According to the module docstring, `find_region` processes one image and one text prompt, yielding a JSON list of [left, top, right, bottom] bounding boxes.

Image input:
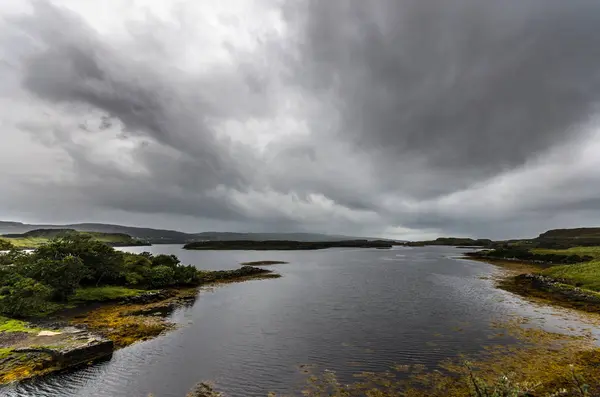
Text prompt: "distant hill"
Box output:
[[530, 228, 600, 249], [0, 228, 148, 249], [0, 221, 381, 244]]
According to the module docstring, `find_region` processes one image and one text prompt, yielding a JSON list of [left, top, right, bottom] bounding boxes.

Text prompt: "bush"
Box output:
[[148, 265, 176, 288], [0, 274, 52, 317], [18, 255, 88, 301]]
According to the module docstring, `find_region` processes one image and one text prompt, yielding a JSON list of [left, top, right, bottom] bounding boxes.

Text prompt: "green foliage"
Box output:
[[0, 234, 272, 318], [33, 234, 124, 287], [150, 254, 180, 268], [0, 274, 52, 317], [148, 265, 176, 288], [18, 255, 88, 301]]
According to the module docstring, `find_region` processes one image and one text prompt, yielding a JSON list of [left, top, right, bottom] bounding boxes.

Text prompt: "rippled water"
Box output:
[[2, 245, 595, 397]]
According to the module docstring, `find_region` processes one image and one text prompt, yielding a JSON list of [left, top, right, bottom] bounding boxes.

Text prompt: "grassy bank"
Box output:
[[468, 242, 600, 315]]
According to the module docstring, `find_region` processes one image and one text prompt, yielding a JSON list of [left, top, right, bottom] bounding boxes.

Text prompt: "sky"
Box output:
[[2, 0, 600, 240]]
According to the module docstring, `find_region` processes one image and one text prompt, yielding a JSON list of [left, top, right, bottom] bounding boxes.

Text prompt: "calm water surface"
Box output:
[[1, 245, 595, 397]]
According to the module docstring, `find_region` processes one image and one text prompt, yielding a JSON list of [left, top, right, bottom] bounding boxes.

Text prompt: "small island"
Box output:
[[240, 260, 289, 266], [184, 239, 393, 250]]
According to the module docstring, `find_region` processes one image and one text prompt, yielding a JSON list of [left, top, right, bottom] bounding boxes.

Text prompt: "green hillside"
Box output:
[[0, 229, 148, 249]]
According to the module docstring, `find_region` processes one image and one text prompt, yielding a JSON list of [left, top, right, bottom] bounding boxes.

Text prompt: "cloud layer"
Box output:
[[2, 0, 600, 239]]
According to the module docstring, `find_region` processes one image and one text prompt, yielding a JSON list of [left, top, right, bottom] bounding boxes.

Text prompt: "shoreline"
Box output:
[[0, 267, 278, 385], [465, 254, 600, 315]]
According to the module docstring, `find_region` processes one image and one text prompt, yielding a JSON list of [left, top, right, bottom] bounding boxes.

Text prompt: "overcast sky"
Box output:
[[2, 0, 600, 240]]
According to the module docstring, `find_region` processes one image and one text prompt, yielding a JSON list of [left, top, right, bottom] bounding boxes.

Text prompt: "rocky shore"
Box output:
[[500, 273, 600, 313], [0, 326, 113, 384]]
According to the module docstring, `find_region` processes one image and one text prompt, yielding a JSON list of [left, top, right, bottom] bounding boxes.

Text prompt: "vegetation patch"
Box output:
[[0, 229, 148, 249], [0, 351, 57, 385], [466, 247, 592, 266], [71, 286, 151, 303], [541, 261, 600, 292], [0, 316, 40, 333], [533, 246, 600, 260], [69, 288, 197, 348]]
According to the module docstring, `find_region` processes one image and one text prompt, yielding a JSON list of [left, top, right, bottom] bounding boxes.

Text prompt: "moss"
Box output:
[[0, 316, 40, 333], [69, 288, 197, 348], [0, 351, 57, 385], [0, 347, 13, 359]]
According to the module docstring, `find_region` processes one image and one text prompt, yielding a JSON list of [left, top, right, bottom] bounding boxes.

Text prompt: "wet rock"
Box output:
[[514, 274, 600, 305], [186, 382, 222, 397]]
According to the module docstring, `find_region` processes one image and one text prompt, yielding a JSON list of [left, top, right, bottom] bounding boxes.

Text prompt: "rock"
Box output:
[[186, 382, 222, 397]]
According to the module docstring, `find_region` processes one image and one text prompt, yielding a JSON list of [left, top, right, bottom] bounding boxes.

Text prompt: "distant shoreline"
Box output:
[[183, 239, 394, 250]]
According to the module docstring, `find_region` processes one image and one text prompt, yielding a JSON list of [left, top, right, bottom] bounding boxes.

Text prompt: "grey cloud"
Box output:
[[4, 0, 600, 239], [283, 0, 600, 189]]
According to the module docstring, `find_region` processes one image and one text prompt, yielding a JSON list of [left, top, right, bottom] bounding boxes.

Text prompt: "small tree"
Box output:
[[19, 255, 88, 301], [148, 265, 176, 288], [0, 273, 52, 317]]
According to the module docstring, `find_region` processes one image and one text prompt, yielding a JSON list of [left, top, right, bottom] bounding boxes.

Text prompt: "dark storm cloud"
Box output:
[[283, 0, 600, 184], [16, 1, 277, 193], [5, 0, 600, 239], [12, 1, 268, 215]]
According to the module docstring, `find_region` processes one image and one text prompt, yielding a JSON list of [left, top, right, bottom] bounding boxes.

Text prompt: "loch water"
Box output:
[[2, 245, 595, 397]]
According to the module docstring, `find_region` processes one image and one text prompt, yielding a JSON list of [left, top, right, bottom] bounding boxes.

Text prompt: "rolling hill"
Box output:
[[0, 221, 382, 244]]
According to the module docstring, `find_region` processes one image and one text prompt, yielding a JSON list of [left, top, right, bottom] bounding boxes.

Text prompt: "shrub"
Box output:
[[0, 274, 52, 317], [148, 265, 176, 288]]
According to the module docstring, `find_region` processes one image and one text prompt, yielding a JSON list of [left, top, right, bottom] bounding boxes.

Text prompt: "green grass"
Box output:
[[529, 246, 600, 292], [71, 286, 150, 303], [0, 316, 40, 333], [542, 260, 600, 291], [0, 232, 141, 249], [0, 237, 48, 249], [532, 246, 600, 259]]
